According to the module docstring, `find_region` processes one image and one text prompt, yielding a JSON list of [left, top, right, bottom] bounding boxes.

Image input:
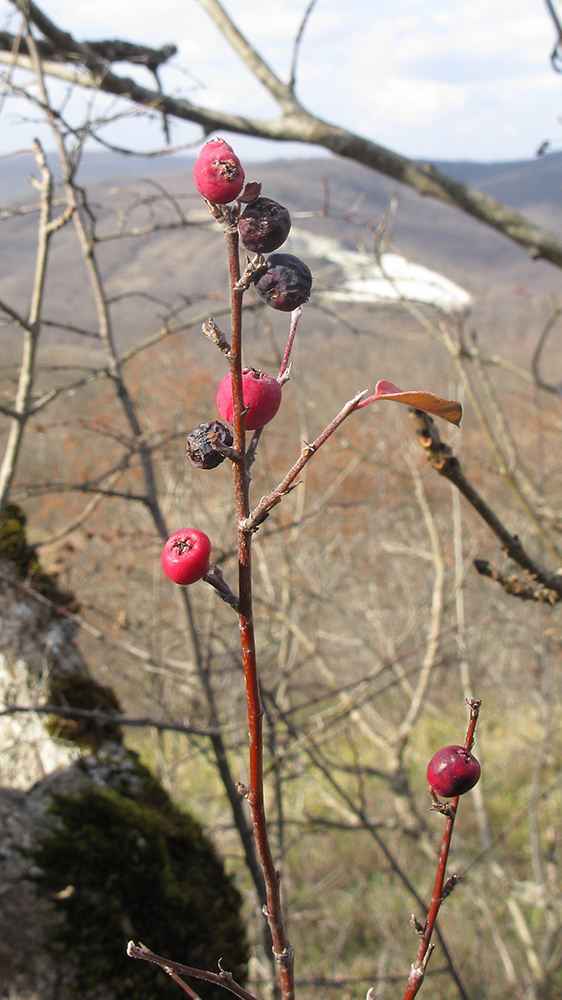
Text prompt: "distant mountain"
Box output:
[[1, 149, 561, 365], [2, 147, 561, 210]]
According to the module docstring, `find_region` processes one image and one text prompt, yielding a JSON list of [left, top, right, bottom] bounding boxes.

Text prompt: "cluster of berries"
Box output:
[[162, 138, 312, 587], [194, 138, 312, 312], [162, 139, 485, 804]]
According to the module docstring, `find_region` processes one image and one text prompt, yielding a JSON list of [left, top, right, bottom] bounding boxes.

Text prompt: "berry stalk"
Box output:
[[402, 698, 482, 1000], [220, 211, 295, 1000]]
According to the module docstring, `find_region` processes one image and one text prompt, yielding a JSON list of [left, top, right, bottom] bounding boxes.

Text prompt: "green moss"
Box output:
[[0, 502, 29, 568], [46, 675, 124, 749], [29, 779, 250, 1000], [0, 502, 79, 611], [121, 751, 181, 815]]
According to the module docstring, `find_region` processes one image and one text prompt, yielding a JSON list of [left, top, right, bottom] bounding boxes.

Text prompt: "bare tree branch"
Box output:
[[0, 28, 176, 68], [410, 409, 562, 598], [127, 943, 261, 1000], [0, 139, 53, 511], [531, 303, 562, 396], [4, 0, 562, 267], [289, 0, 319, 92], [0, 702, 229, 737], [543, 0, 562, 71]]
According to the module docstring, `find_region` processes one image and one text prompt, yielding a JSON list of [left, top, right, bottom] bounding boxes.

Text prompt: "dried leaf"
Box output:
[[357, 379, 462, 426], [238, 181, 262, 204]]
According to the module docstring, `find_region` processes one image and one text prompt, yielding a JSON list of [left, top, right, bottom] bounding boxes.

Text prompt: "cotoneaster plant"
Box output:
[[161, 529, 211, 586], [144, 135, 469, 1000]]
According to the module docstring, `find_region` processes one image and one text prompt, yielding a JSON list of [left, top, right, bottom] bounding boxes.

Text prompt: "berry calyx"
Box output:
[[186, 420, 233, 469], [238, 197, 291, 254], [216, 368, 282, 430], [193, 139, 245, 204], [161, 529, 211, 586], [426, 745, 481, 798]]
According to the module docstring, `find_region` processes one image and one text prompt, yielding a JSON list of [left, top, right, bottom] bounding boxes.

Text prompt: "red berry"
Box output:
[[161, 529, 211, 586], [193, 138, 245, 204], [216, 368, 282, 430], [426, 745, 481, 798]]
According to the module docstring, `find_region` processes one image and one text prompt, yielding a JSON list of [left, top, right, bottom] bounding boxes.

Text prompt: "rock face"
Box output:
[[0, 531, 249, 1000], [0, 555, 84, 998]]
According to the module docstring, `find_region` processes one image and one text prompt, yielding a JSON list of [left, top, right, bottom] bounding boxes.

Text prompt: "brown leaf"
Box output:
[[357, 379, 462, 426], [238, 181, 262, 203]]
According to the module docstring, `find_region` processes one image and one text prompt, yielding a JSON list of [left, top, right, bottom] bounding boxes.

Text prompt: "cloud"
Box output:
[[360, 77, 468, 128], [1, 0, 561, 161]]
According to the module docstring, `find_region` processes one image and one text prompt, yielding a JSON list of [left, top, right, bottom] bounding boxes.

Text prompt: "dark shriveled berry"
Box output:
[[186, 420, 233, 469], [238, 197, 291, 254], [254, 253, 313, 312]]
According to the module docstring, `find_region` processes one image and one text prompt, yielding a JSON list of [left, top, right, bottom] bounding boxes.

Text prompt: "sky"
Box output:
[[1, 0, 562, 163]]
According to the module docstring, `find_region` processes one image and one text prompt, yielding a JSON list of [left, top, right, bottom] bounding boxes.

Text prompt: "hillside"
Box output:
[[2, 144, 562, 1000], [1, 150, 561, 368]]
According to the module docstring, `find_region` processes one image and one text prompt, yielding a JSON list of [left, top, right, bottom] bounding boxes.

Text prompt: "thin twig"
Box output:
[[531, 303, 562, 396], [127, 942, 261, 1000], [289, 0, 318, 92], [239, 390, 368, 532], [0, 139, 52, 511], [402, 699, 482, 1000], [410, 409, 562, 599], [0, 703, 226, 737]]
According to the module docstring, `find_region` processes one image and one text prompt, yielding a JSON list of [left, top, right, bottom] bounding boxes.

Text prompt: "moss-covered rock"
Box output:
[[0, 502, 30, 568], [28, 772, 249, 1000], [0, 502, 79, 610], [45, 675, 123, 749], [1, 510, 249, 1000]]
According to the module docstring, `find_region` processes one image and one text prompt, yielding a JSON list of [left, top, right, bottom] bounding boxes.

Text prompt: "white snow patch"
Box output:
[[287, 229, 472, 316]]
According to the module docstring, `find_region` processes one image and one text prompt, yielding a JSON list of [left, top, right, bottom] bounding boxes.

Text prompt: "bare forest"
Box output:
[[1, 3, 562, 1000]]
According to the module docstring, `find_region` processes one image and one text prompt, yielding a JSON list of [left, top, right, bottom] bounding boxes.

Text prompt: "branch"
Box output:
[[410, 409, 562, 598], [403, 699, 482, 1000], [0, 29, 176, 68], [473, 560, 561, 604], [531, 304, 562, 396], [0, 138, 52, 511], [127, 943, 260, 1000], [216, 203, 294, 1000], [543, 0, 562, 71], [0, 703, 224, 737], [197, 0, 296, 110], [289, 0, 318, 92], [5, 0, 562, 268], [239, 389, 368, 531]]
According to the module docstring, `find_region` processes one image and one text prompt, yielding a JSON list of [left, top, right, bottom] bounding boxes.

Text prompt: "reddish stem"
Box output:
[[221, 211, 295, 1000], [278, 306, 302, 378], [402, 698, 481, 1000], [239, 389, 368, 532]]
